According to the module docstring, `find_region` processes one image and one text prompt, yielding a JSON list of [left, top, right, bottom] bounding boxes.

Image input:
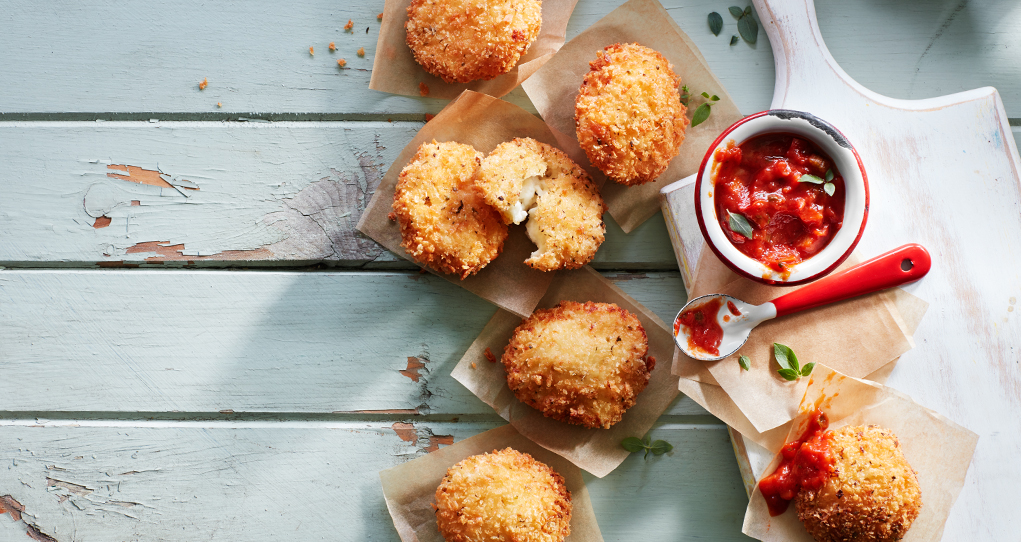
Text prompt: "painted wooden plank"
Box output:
[[0, 121, 676, 269], [0, 419, 749, 542], [0, 270, 701, 416]]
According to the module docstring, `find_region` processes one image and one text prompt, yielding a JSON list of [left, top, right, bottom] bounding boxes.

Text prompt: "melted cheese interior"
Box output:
[[509, 175, 545, 224]]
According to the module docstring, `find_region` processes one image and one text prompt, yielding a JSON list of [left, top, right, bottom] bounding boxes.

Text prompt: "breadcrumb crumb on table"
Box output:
[[199, 78, 208, 90], [329, 42, 336, 51], [424, 113, 435, 122], [337, 58, 347, 68], [216, 102, 222, 108], [344, 19, 354, 31], [357, 46, 366, 57], [377, 12, 383, 20], [419, 82, 429, 96], [309, 46, 314, 55]]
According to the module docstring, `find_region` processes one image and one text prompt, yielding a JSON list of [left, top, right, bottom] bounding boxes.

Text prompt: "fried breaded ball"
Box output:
[[796, 425, 922, 542], [476, 138, 606, 271], [502, 301, 652, 429], [406, 0, 543, 84], [392, 141, 508, 278], [435, 448, 572, 542], [575, 43, 689, 186]]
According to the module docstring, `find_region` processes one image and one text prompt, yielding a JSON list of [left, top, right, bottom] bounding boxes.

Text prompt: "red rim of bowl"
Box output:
[[694, 110, 870, 286]]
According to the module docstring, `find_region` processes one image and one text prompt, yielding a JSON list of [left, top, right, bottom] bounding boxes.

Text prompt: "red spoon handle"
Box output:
[[771, 244, 931, 318]]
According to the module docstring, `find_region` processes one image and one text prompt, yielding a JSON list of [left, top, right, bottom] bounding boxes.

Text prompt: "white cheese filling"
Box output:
[[509, 175, 545, 224]]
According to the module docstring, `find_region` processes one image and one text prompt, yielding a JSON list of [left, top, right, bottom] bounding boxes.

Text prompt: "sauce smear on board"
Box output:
[[757, 409, 834, 516], [713, 134, 845, 275]]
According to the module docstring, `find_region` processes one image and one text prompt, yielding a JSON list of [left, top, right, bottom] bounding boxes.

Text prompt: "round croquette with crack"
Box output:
[[434, 448, 572, 542], [392, 140, 508, 279], [502, 301, 652, 429]]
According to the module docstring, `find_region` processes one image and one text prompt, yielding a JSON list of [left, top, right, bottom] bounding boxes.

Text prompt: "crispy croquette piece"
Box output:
[[476, 138, 606, 271], [405, 0, 542, 84], [392, 141, 508, 279], [575, 43, 689, 186], [435, 448, 572, 542], [796, 425, 922, 542], [502, 301, 652, 429]]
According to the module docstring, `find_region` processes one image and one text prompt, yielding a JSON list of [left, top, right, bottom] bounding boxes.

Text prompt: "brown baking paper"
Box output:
[[742, 365, 978, 542], [451, 266, 679, 477], [380, 424, 604, 542], [521, 0, 743, 233], [370, 0, 579, 100], [358, 90, 571, 317], [686, 249, 922, 433], [673, 281, 929, 453]]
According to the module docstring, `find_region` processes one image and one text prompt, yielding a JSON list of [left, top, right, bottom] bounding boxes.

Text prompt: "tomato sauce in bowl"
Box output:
[[713, 134, 845, 276]]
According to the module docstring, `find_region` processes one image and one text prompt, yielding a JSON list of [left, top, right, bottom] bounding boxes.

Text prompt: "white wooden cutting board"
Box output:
[[662, 0, 1021, 537]]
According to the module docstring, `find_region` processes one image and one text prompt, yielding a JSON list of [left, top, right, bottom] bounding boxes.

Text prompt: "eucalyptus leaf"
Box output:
[[729, 6, 744, 18], [691, 103, 713, 127], [730, 35, 739, 46], [824, 182, 835, 196], [798, 173, 824, 184], [738, 355, 751, 371], [825, 169, 834, 182], [621, 437, 646, 453], [801, 362, 816, 376], [727, 210, 754, 239], [744, 5, 753, 16], [777, 368, 799, 381], [738, 14, 758, 44], [708, 12, 723, 36], [650, 440, 674, 455], [773, 343, 800, 372]]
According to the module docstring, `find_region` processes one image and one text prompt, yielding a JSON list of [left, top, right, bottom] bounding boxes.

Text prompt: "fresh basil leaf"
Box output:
[[727, 210, 754, 239], [729, 6, 744, 18], [650, 440, 674, 455], [798, 173, 824, 184], [801, 362, 816, 376], [773, 343, 800, 372], [824, 182, 835, 196], [691, 103, 713, 127], [738, 355, 751, 371], [700, 91, 709, 99], [777, 368, 799, 381], [621, 437, 646, 453], [710, 95, 720, 101], [708, 12, 723, 36], [738, 14, 758, 44], [730, 35, 739, 46], [744, 5, 753, 16], [825, 169, 834, 182]]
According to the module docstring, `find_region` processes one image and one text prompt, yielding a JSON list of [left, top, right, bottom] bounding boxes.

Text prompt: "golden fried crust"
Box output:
[[406, 0, 543, 84], [435, 448, 572, 542], [503, 301, 651, 429], [575, 43, 689, 186], [796, 425, 922, 542], [476, 138, 606, 271], [393, 141, 508, 279]]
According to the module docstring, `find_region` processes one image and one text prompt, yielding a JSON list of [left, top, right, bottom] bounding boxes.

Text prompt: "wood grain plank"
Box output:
[[0, 121, 676, 268], [0, 419, 749, 541], [0, 270, 701, 416]]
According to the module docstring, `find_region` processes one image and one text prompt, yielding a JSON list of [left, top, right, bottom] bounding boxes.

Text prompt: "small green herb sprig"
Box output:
[[774, 343, 814, 381], [738, 355, 751, 371], [680, 87, 721, 128], [621, 436, 674, 459], [730, 5, 758, 44], [798, 168, 837, 196]]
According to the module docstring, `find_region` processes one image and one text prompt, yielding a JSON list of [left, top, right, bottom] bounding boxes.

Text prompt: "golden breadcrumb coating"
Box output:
[[406, 0, 543, 84], [796, 425, 922, 542], [392, 141, 508, 278], [476, 138, 606, 271], [503, 301, 651, 429], [435, 448, 572, 542], [575, 43, 689, 186]]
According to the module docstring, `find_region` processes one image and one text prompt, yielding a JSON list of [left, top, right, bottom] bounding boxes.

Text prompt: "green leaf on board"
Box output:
[[773, 343, 800, 372], [729, 6, 744, 18], [777, 368, 799, 381], [727, 210, 754, 239], [801, 362, 816, 376], [621, 437, 646, 453], [738, 14, 758, 44], [824, 182, 836, 196], [650, 440, 674, 455], [730, 35, 739, 46], [738, 355, 751, 371], [744, 5, 753, 16], [709, 12, 723, 36], [710, 94, 720, 101], [798, 173, 825, 184], [691, 103, 713, 127]]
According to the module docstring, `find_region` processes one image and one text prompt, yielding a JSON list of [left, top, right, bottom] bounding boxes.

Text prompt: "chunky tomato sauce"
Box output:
[[757, 409, 834, 516], [675, 298, 724, 356], [713, 134, 845, 274]]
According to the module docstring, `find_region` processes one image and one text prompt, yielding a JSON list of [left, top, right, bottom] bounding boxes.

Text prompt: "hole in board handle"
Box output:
[[901, 258, 914, 272]]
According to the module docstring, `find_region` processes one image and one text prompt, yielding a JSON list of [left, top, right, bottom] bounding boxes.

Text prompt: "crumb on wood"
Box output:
[[418, 267, 427, 274], [484, 347, 497, 363], [419, 82, 429, 96], [337, 58, 347, 68], [344, 19, 354, 31], [216, 102, 222, 108], [388, 211, 396, 221], [366, 27, 369, 34], [378, 12, 383, 20], [425, 113, 435, 122], [309, 46, 314, 56], [199, 78, 208, 90], [471, 362, 477, 369], [357, 46, 366, 57], [329, 41, 336, 51]]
